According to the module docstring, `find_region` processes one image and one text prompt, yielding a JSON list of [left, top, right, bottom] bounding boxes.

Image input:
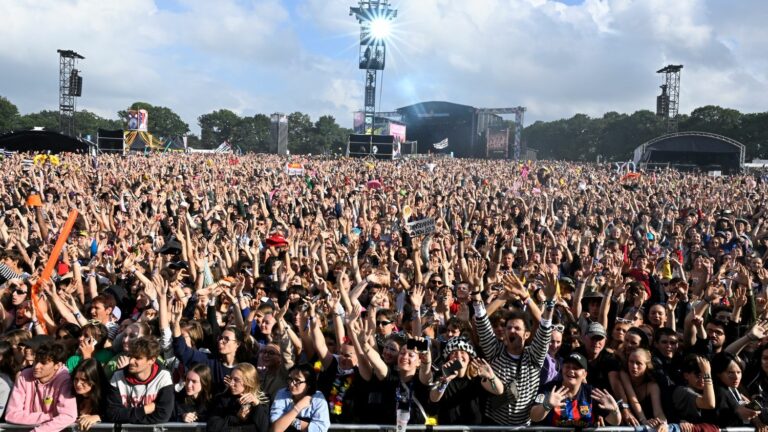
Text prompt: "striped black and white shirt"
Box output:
[[474, 303, 552, 426]]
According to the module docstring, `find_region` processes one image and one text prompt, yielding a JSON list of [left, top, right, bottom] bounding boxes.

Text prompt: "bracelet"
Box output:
[[702, 373, 712, 380], [544, 299, 556, 310], [292, 405, 301, 415], [74, 312, 82, 318]]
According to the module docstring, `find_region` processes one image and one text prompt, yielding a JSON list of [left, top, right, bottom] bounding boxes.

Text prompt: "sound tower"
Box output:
[[270, 113, 288, 155]]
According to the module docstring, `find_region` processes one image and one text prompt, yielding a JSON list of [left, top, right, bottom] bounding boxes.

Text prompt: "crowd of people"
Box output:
[[0, 152, 768, 432]]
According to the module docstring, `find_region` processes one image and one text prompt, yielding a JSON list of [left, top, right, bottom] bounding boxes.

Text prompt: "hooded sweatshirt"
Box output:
[[104, 362, 174, 424], [5, 366, 77, 432]]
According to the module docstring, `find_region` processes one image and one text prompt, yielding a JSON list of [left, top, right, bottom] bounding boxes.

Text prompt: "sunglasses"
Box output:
[[616, 317, 634, 324], [376, 320, 392, 326], [13, 289, 28, 296], [553, 324, 565, 332]]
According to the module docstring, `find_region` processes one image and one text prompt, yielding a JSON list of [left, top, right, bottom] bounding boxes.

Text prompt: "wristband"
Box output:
[[544, 299, 556, 310]]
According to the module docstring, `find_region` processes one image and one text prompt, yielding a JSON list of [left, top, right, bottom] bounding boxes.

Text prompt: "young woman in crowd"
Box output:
[[620, 348, 668, 429], [429, 336, 503, 424], [174, 363, 212, 423], [270, 364, 330, 432], [208, 363, 270, 431], [72, 358, 107, 431]]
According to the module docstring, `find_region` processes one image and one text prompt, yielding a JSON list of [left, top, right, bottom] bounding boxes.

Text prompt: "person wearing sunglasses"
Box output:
[[0, 278, 30, 331], [270, 364, 330, 432]]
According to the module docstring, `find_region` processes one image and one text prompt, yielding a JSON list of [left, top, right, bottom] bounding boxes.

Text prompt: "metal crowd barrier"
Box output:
[[0, 425, 761, 432]]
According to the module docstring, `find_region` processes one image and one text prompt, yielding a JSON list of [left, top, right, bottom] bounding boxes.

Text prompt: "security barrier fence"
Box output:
[[0, 425, 762, 432]]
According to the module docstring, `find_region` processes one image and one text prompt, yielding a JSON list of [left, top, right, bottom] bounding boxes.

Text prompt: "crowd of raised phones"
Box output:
[[1, 153, 768, 432]]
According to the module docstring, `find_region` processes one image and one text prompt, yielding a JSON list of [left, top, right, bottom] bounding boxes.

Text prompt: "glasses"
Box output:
[[12, 289, 28, 296], [376, 320, 392, 326], [219, 336, 235, 343], [616, 317, 634, 324], [553, 324, 565, 333], [430, 280, 444, 286], [288, 378, 306, 386]]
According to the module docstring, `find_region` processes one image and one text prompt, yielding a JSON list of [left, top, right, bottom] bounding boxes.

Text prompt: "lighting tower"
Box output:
[[350, 0, 397, 135], [57, 49, 85, 136], [656, 64, 682, 133]]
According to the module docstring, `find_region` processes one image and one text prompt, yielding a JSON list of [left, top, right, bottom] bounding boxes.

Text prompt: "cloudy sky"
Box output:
[[1, 0, 766, 134]]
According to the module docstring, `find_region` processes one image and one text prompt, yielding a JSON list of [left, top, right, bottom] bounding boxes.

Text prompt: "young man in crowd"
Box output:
[[104, 336, 174, 424], [5, 342, 77, 432]]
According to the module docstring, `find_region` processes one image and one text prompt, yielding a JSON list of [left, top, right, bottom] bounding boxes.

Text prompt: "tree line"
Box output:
[[0, 96, 351, 155], [2, 95, 766, 159], [521, 106, 768, 161]]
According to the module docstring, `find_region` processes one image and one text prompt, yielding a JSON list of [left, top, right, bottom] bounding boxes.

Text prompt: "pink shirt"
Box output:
[[5, 366, 78, 432]]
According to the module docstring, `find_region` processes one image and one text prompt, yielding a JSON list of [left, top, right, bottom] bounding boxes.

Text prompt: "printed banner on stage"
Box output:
[[127, 109, 149, 131], [486, 127, 509, 159], [389, 123, 406, 144], [407, 218, 435, 237]]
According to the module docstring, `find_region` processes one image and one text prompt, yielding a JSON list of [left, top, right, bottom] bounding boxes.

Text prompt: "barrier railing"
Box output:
[[0, 425, 761, 432]]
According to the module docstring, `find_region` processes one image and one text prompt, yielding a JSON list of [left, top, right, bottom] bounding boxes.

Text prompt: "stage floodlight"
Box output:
[[369, 17, 392, 40]]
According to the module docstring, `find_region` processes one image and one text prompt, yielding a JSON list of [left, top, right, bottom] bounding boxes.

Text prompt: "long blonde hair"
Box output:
[[233, 363, 268, 405]]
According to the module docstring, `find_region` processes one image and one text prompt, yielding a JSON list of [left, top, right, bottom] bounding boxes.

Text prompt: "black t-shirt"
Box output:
[[360, 370, 433, 425], [316, 356, 364, 424], [436, 376, 485, 425], [587, 350, 621, 391]]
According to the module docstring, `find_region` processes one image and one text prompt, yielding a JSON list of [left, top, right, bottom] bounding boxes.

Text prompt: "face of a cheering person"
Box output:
[[218, 329, 240, 356], [397, 346, 421, 374], [382, 341, 400, 365], [561, 361, 586, 390], [338, 343, 358, 370], [447, 349, 470, 376], [504, 318, 530, 354]]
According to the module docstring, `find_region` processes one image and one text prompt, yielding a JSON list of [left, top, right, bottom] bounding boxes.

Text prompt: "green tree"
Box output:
[[0, 96, 20, 133], [117, 102, 189, 138], [680, 105, 742, 133], [313, 115, 349, 155], [74, 110, 122, 139], [198, 109, 241, 149], [16, 110, 60, 131], [287, 111, 313, 154], [232, 114, 272, 153]]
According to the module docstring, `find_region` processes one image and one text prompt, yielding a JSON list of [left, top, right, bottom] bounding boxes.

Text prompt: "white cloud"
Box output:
[[0, 0, 765, 137]]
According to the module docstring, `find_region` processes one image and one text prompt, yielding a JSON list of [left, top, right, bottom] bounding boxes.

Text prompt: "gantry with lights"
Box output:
[[350, 0, 397, 135]]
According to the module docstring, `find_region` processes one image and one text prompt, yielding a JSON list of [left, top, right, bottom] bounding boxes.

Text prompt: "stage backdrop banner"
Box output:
[[389, 123, 406, 144], [127, 109, 149, 131]]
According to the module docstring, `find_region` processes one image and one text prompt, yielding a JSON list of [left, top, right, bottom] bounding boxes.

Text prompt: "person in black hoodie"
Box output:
[[104, 336, 174, 424], [174, 363, 212, 423], [207, 362, 270, 432]]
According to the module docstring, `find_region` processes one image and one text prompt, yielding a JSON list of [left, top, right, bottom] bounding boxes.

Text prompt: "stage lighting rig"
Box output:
[[350, 0, 397, 135]]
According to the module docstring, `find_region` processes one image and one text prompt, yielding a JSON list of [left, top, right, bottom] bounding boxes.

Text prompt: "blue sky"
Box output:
[[1, 0, 766, 136]]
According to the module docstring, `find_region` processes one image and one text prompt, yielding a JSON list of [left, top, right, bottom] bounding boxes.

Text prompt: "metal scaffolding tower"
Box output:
[[656, 64, 682, 133], [57, 49, 85, 136]]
